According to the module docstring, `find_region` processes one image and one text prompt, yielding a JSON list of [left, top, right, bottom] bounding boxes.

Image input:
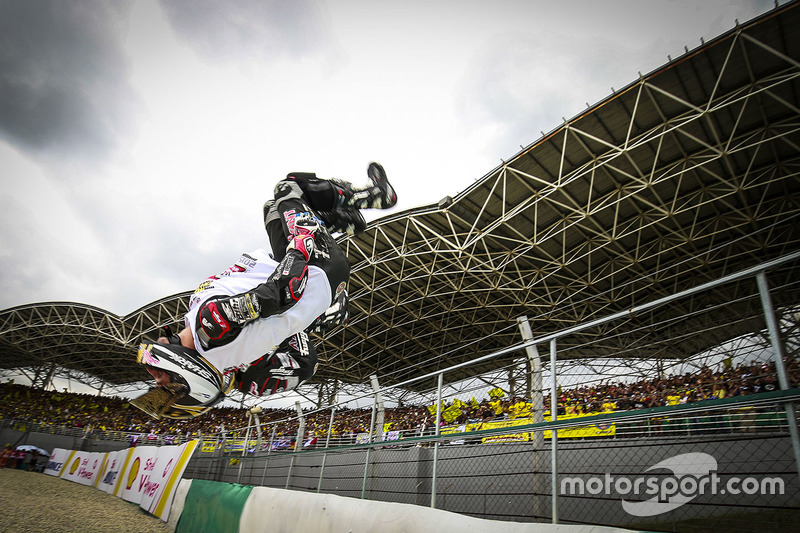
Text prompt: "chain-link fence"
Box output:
[[183, 254, 800, 532]]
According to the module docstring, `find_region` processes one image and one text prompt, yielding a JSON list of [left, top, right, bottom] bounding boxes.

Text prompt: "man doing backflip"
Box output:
[[131, 162, 396, 419]]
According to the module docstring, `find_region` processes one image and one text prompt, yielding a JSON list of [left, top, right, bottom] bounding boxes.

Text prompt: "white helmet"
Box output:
[[131, 342, 234, 420]]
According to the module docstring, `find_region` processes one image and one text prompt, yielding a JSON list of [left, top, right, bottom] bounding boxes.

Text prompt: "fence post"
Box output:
[[236, 411, 254, 484], [286, 402, 304, 490], [294, 401, 306, 451], [550, 338, 558, 524], [361, 380, 379, 499], [371, 375, 386, 442], [518, 316, 544, 520], [756, 271, 800, 476], [252, 407, 263, 451], [431, 372, 444, 508], [261, 425, 276, 487], [317, 406, 337, 493], [267, 424, 276, 456]]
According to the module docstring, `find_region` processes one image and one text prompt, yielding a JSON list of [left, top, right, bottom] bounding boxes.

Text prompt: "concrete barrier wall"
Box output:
[[239, 486, 638, 533], [169, 478, 639, 533]]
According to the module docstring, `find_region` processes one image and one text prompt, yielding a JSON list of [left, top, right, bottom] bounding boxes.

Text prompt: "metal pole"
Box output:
[[518, 316, 544, 520], [756, 271, 800, 476], [237, 413, 253, 484], [371, 375, 386, 442], [317, 406, 336, 493], [550, 338, 558, 524], [220, 426, 229, 482], [361, 387, 379, 499], [294, 401, 306, 452], [253, 411, 263, 452], [267, 425, 276, 455], [367, 391, 378, 444], [286, 402, 304, 490], [286, 454, 295, 489], [261, 425, 276, 487], [431, 372, 444, 508], [360, 448, 372, 499]]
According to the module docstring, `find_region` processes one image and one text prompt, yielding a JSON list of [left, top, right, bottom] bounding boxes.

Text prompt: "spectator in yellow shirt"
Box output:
[[508, 399, 531, 419], [489, 399, 504, 417], [666, 390, 682, 406], [713, 383, 726, 399], [601, 398, 616, 412]]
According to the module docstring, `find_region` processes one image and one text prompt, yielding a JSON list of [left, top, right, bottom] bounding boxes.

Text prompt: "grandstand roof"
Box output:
[[1, 3, 799, 397]]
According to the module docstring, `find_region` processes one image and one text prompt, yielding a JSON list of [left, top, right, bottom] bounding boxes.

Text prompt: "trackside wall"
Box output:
[[168, 478, 639, 533]]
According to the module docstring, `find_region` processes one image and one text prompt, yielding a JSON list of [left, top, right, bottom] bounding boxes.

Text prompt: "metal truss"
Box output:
[[0, 296, 190, 387], [0, 3, 799, 402], [319, 3, 800, 390]]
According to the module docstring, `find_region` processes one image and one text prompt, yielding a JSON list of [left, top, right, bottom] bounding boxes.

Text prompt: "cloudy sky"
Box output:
[[0, 0, 774, 316]]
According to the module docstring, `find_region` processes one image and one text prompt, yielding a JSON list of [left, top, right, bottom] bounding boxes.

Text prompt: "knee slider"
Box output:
[[273, 179, 305, 203]]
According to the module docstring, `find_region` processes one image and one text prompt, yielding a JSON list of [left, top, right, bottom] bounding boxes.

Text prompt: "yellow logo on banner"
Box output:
[[126, 457, 140, 490]]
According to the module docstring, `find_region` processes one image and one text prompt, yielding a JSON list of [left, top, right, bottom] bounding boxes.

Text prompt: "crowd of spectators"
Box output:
[[1, 357, 796, 444], [0, 383, 294, 443], [551, 358, 790, 414]]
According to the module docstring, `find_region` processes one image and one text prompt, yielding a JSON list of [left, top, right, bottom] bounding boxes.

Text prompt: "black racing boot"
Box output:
[[335, 162, 397, 210], [367, 162, 397, 208]]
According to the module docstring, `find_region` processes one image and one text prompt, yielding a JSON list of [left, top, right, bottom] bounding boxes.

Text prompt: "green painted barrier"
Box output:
[[176, 480, 253, 533]]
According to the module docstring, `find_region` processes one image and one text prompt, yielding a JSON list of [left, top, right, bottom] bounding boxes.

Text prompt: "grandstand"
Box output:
[[2, 2, 800, 531]]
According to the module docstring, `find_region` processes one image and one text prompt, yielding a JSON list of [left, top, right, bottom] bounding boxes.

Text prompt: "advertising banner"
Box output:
[[42, 441, 199, 523], [59, 450, 105, 486], [141, 440, 199, 521], [117, 446, 159, 505], [44, 448, 72, 477], [97, 449, 133, 494]]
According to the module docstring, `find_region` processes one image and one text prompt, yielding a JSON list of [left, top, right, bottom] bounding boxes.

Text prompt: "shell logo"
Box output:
[[69, 458, 81, 475], [126, 457, 141, 490]]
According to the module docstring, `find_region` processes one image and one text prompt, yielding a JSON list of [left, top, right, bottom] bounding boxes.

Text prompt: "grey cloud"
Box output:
[[0, 1, 138, 160], [160, 0, 333, 63], [457, 1, 773, 158]]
